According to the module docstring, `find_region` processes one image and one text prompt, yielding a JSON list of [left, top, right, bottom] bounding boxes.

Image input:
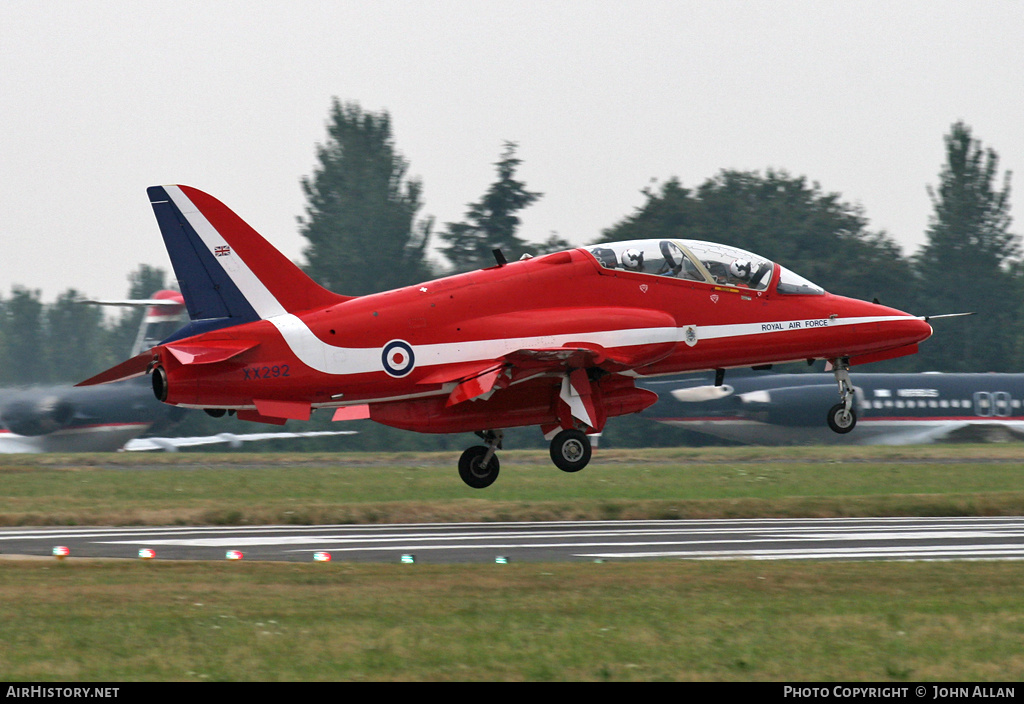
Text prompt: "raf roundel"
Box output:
[[382, 340, 416, 377]]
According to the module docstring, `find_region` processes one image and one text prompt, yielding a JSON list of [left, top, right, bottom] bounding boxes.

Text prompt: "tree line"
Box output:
[[0, 99, 1016, 449]]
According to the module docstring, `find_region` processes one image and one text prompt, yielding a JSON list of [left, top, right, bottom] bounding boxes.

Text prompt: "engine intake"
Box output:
[[0, 396, 76, 436]]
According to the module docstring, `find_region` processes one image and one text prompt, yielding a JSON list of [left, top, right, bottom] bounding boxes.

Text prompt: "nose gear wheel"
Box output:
[[828, 357, 857, 433], [827, 403, 857, 433]]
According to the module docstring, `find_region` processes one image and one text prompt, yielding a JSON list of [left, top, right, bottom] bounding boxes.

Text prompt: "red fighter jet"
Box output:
[[80, 185, 933, 488]]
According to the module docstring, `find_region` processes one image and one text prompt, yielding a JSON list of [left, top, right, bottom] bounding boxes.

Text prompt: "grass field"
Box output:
[[1, 445, 1023, 525], [2, 559, 1023, 681], [2, 445, 1023, 681]]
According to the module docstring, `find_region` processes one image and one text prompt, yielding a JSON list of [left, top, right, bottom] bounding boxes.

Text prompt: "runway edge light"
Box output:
[[52, 546, 69, 560], [313, 551, 331, 562], [138, 548, 155, 560], [226, 550, 243, 560]]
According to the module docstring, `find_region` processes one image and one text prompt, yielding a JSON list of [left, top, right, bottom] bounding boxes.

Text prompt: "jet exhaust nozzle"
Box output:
[[152, 366, 169, 402]]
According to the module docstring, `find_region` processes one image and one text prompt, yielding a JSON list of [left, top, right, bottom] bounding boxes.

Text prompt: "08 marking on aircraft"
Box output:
[[4, 518, 1024, 563]]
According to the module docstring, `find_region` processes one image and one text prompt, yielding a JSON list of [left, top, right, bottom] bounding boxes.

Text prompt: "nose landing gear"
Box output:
[[827, 357, 857, 434]]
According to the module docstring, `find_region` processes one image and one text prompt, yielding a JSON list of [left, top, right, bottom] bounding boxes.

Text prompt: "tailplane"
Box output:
[[147, 185, 348, 341], [84, 289, 187, 357]]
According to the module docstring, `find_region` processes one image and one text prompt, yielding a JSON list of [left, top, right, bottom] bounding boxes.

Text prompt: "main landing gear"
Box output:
[[549, 428, 592, 472], [459, 431, 503, 489], [827, 357, 857, 434], [458, 427, 594, 488]]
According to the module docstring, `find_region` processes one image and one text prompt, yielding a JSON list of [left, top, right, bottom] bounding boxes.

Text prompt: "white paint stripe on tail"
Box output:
[[164, 186, 288, 320]]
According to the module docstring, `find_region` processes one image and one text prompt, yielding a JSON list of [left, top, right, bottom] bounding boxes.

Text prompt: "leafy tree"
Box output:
[[917, 122, 1017, 276], [596, 177, 700, 243], [440, 142, 543, 272], [104, 264, 170, 363], [528, 232, 574, 257], [912, 121, 1018, 371], [298, 99, 433, 295], [0, 287, 47, 384], [45, 289, 107, 381], [597, 170, 916, 309]]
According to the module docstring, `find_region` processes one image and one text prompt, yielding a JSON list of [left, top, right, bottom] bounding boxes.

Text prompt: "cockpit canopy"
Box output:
[[585, 239, 824, 295]]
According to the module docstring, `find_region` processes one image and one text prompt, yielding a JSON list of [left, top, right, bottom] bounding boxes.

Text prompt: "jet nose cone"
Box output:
[[874, 309, 933, 348], [912, 317, 934, 343], [830, 299, 935, 364], [817, 296, 936, 365]]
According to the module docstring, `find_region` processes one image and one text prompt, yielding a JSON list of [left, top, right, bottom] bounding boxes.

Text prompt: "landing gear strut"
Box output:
[[828, 357, 857, 434], [458, 430, 503, 489]]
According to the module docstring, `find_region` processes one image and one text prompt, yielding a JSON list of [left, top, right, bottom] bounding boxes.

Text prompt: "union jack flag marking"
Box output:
[[214, 245, 231, 257]]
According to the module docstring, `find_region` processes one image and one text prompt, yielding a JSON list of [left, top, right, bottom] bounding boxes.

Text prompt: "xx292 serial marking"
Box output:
[[243, 365, 290, 380]]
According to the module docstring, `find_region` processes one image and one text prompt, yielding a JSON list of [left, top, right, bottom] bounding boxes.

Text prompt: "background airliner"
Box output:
[[0, 291, 354, 452], [640, 369, 1024, 445]]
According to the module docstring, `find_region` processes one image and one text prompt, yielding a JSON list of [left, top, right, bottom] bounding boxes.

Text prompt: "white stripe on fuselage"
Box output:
[[268, 314, 679, 375], [266, 313, 912, 377], [162, 190, 914, 378]]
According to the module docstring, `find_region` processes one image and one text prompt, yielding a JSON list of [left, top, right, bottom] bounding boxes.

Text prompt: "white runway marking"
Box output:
[[6, 518, 1024, 562]]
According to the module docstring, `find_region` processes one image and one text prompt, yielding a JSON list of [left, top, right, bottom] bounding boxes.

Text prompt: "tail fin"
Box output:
[[84, 289, 187, 357], [147, 185, 347, 340]]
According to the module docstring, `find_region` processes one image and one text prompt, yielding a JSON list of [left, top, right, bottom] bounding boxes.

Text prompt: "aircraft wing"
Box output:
[[873, 421, 1024, 445], [123, 430, 357, 452], [77, 339, 261, 387], [80, 298, 184, 307], [439, 343, 666, 432], [437, 346, 610, 405], [76, 350, 153, 386]]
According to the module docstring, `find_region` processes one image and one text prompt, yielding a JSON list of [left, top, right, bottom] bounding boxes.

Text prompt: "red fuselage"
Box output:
[[77, 185, 935, 486], [150, 248, 931, 434]]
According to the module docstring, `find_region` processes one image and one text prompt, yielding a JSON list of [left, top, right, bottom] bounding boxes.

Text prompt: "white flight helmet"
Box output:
[[729, 259, 752, 279], [621, 248, 644, 270]]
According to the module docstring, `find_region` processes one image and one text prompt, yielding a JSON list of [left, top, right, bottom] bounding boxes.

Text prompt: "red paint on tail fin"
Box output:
[[179, 186, 350, 313]]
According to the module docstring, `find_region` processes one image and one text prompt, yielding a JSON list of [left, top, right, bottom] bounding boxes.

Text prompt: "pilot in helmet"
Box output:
[[621, 248, 644, 270], [729, 259, 753, 281]]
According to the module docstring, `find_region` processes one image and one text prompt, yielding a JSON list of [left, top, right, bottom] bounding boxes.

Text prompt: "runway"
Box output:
[[4, 516, 1024, 564]]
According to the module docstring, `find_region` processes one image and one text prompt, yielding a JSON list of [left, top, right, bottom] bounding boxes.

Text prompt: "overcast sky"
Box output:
[[2, 1, 1021, 302]]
